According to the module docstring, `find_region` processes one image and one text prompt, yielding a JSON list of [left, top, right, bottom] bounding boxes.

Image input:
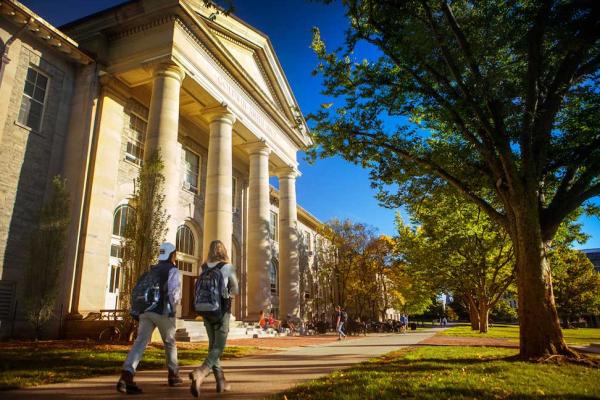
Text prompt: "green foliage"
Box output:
[[308, 0, 600, 353], [119, 151, 169, 315], [276, 346, 600, 400], [551, 248, 600, 325], [308, 1, 600, 238], [490, 299, 519, 323], [394, 188, 515, 332], [24, 176, 70, 339]]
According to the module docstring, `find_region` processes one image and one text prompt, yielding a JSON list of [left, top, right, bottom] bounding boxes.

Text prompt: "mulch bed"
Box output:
[[421, 335, 519, 348]]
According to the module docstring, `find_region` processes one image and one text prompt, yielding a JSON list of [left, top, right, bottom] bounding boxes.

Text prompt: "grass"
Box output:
[[440, 323, 600, 346], [0, 341, 258, 390], [275, 346, 600, 400]]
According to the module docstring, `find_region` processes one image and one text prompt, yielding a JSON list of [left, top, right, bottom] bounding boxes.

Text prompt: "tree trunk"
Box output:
[[478, 303, 489, 333], [512, 212, 572, 359], [468, 298, 479, 331]]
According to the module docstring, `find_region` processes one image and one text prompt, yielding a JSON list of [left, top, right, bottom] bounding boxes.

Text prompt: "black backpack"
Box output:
[[194, 262, 229, 322], [130, 266, 168, 319], [341, 311, 348, 322]]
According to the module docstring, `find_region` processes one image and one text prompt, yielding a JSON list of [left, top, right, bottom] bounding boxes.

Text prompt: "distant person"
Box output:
[[399, 314, 407, 334], [117, 242, 182, 394], [442, 317, 448, 327], [189, 240, 239, 398], [335, 305, 347, 340]]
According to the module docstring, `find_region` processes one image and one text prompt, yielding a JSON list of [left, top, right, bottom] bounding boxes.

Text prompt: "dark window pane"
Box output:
[[26, 68, 37, 83], [24, 81, 35, 96], [33, 87, 45, 102], [36, 73, 48, 89]]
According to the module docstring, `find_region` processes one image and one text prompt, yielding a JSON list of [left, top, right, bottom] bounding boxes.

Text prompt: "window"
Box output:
[[107, 204, 134, 302], [18, 67, 48, 131], [270, 260, 278, 295], [183, 149, 200, 193], [232, 177, 238, 211], [305, 232, 311, 251], [176, 225, 197, 273], [113, 205, 135, 237], [108, 264, 121, 293], [125, 113, 147, 165], [270, 211, 278, 241]]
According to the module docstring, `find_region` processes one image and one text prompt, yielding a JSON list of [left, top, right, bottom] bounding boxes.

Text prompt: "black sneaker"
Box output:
[[116, 379, 143, 395]]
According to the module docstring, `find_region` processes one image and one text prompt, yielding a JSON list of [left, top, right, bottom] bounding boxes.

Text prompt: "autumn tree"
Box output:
[[309, 0, 600, 359], [395, 189, 515, 333]]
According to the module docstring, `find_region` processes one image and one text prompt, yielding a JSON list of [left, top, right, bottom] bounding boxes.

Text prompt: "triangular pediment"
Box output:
[[182, 0, 309, 141], [211, 30, 279, 106]]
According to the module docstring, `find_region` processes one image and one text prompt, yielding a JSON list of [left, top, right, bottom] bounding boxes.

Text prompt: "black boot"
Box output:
[[116, 370, 143, 395], [213, 368, 232, 393], [189, 364, 211, 398], [168, 368, 183, 387]]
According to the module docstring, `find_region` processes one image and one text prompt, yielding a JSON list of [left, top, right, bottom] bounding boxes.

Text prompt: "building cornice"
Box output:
[[1, 0, 93, 64]]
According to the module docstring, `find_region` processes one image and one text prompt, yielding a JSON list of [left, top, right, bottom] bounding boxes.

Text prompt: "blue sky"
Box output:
[[21, 0, 600, 248]]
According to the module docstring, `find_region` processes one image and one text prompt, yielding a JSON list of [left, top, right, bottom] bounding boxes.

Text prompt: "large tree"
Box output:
[[309, 0, 600, 359], [395, 189, 515, 333]]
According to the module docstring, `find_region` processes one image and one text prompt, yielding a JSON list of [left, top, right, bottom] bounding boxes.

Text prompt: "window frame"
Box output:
[[124, 111, 148, 165], [17, 66, 49, 132], [182, 149, 201, 194], [270, 211, 278, 242], [269, 260, 278, 296], [176, 224, 198, 274]]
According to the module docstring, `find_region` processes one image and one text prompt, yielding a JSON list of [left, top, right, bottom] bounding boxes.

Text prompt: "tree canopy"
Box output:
[[395, 187, 515, 332], [309, 0, 600, 359]]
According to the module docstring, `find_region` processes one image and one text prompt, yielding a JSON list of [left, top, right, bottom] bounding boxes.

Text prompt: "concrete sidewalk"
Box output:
[[4, 329, 438, 400]]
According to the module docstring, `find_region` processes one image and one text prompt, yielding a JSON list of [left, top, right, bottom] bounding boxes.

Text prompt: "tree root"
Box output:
[[536, 349, 599, 367]]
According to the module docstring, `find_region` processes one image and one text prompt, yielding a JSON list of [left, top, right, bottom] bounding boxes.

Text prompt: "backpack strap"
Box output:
[[216, 261, 227, 269]]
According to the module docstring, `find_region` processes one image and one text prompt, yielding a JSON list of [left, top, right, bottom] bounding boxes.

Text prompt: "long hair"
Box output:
[[206, 240, 230, 263]]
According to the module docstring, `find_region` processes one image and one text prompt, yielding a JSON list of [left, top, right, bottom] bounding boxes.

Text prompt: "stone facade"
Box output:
[[0, 0, 323, 338]]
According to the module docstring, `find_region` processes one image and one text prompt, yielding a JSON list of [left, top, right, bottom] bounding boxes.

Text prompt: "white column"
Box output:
[[277, 166, 300, 317], [202, 106, 236, 259], [244, 140, 272, 320], [144, 62, 185, 242]]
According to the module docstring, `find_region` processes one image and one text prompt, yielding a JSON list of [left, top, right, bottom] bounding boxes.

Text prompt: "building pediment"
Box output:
[[60, 0, 312, 150]]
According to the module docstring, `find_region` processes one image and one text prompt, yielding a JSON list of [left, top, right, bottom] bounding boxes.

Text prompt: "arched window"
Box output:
[[270, 260, 278, 295], [112, 205, 134, 237], [176, 225, 197, 273]]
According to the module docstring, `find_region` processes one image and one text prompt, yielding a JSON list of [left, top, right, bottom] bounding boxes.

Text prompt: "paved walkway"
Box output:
[[4, 329, 438, 400]]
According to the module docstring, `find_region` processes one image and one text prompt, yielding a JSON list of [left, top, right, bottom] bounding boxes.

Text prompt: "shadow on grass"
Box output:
[[275, 346, 600, 400]]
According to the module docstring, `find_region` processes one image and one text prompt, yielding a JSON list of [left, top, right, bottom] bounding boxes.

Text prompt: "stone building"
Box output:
[[0, 0, 324, 338]]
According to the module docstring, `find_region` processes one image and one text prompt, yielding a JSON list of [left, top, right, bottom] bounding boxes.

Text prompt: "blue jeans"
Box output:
[[123, 312, 178, 373], [337, 322, 346, 338], [202, 313, 230, 371]]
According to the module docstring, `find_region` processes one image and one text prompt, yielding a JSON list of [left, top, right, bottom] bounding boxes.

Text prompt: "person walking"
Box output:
[[189, 240, 239, 398], [117, 242, 182, 394], [335, 306, 347, 340]]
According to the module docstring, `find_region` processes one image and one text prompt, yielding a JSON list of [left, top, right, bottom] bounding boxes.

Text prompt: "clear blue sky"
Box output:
[[21, 0, 600, 248]]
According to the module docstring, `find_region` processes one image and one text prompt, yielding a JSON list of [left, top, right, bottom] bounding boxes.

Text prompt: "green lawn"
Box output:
[[0, 342, 257, 390], [275, 346, 600, 400], [441, 323, 600, 345]]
